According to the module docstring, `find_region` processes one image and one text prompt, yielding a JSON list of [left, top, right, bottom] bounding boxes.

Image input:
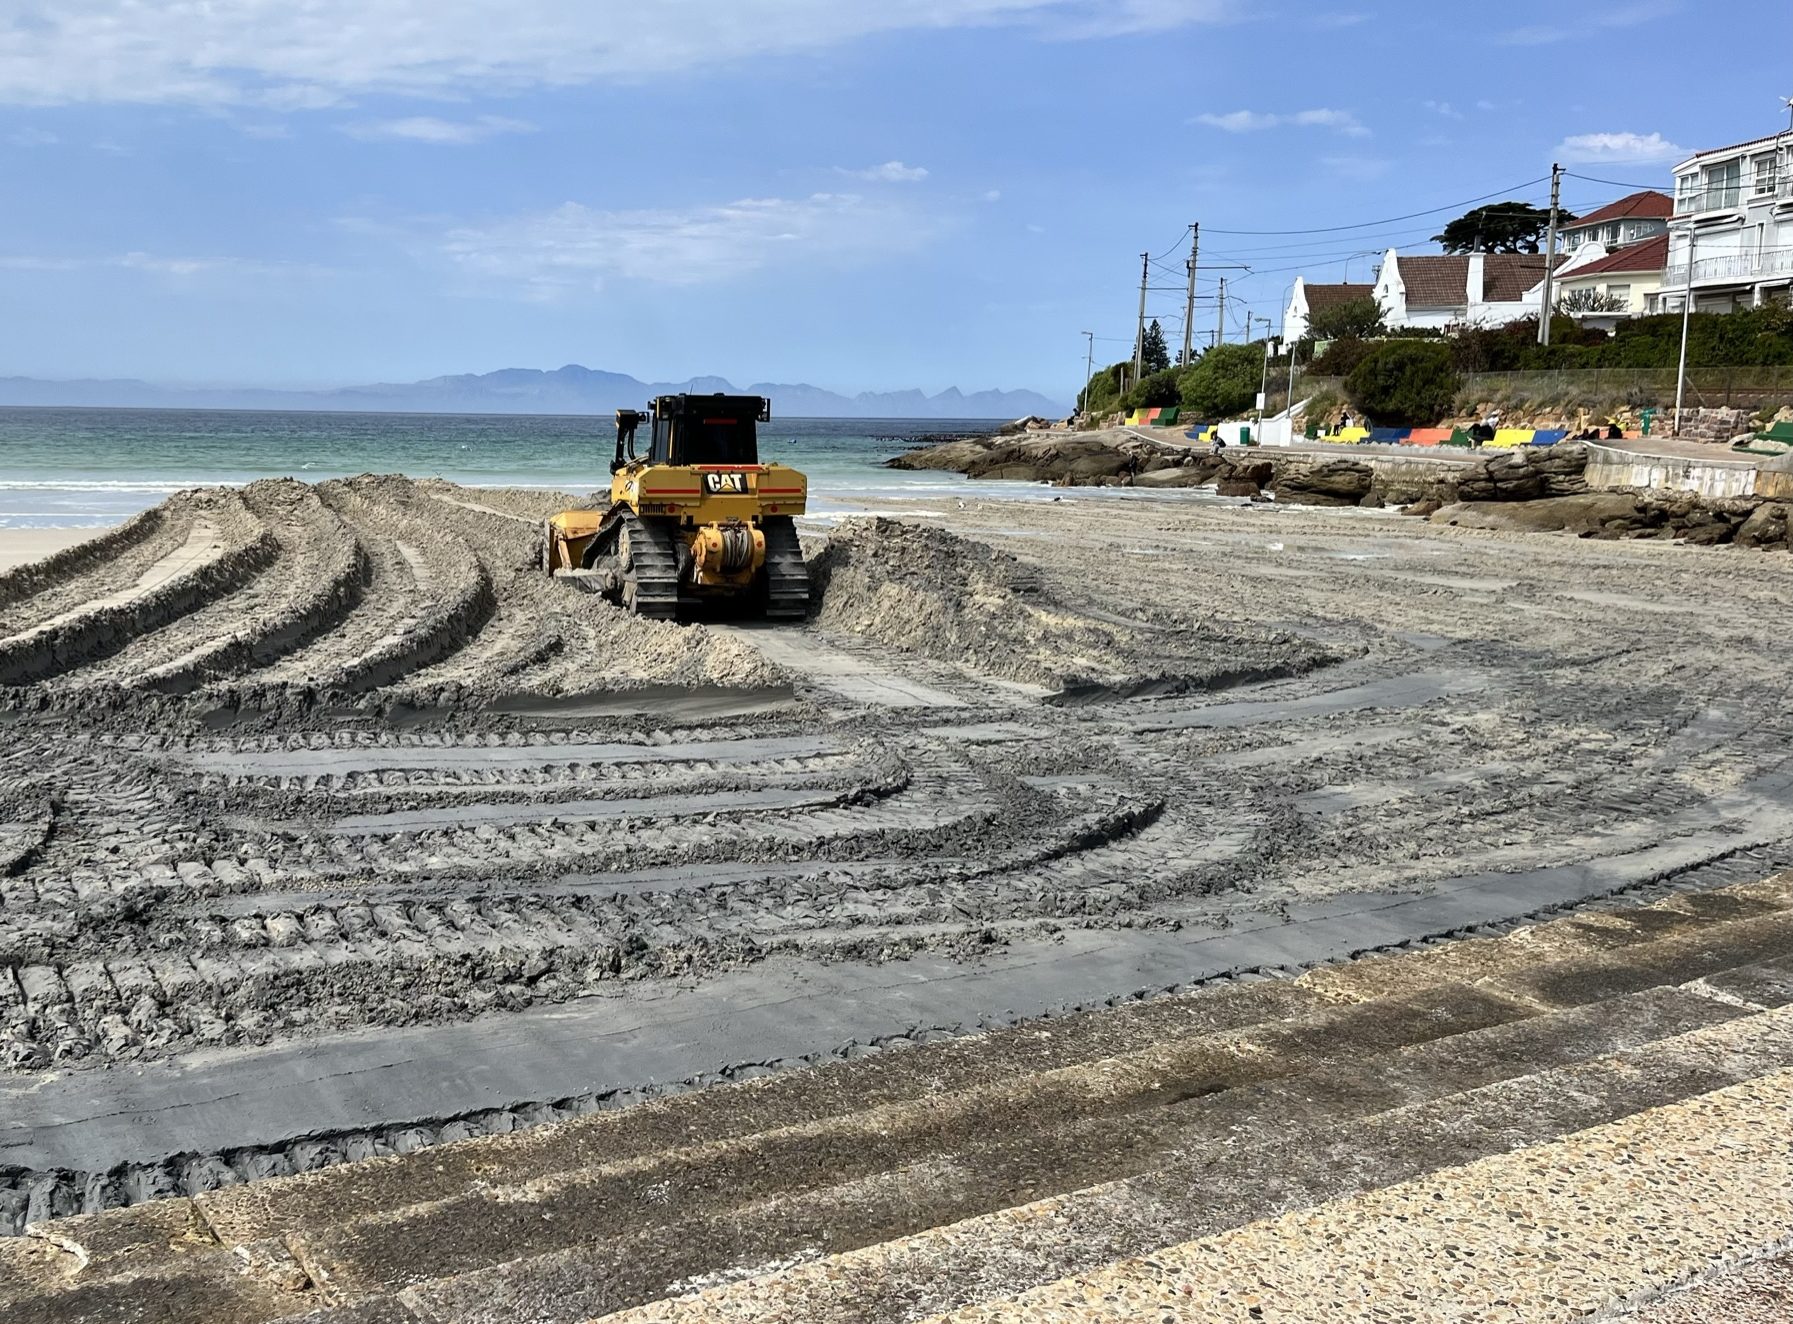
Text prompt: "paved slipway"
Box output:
[[3, 474, 1793, 1320]]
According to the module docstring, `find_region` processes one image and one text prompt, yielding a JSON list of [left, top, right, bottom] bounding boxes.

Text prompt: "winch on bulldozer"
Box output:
[[542, 393, 810, 621]]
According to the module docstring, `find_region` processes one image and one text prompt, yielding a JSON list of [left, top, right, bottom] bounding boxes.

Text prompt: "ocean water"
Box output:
[[0, 407, 1060, 529]]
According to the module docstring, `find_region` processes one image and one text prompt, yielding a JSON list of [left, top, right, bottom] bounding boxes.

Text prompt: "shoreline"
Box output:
[[0, 526, 100, 572]]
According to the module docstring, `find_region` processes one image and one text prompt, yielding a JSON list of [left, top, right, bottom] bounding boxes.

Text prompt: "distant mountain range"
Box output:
[[0, 365, 1067, 420]]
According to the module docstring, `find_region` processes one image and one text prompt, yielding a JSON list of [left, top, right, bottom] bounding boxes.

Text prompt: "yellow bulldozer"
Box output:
[[543, 393, 810, 621]]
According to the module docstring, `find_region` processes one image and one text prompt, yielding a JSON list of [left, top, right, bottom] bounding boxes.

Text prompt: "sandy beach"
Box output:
[[0, 527, 100, 573], [2, 476, 1791, 1319]]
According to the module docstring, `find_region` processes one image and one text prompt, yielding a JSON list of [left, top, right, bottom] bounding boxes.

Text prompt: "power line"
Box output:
[[1564, 170, 1673, 192], [1149, 225, 1192, 262], [1201, 177, 1551, 236]]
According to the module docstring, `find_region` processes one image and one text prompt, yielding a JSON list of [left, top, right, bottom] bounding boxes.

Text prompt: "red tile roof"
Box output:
[[1302, 282, 1374, 311], [1558, 233, 1669, 279], [1394, 254, 1471, 307], [1392, 253, 1557, 307], [1483, 253, 1555, 303], [1562, 191, 1673, 229]]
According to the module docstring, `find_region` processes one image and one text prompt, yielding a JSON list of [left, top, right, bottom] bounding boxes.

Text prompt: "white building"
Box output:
[[1280, 278, 1375, 343], [1658, 131, 1793, 312], [1371, 249, 1558, 329]]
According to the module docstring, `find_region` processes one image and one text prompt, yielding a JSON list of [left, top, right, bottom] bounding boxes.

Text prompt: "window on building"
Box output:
[[1606, 284, 1631, 305], [1756, 155, 1780, 195]]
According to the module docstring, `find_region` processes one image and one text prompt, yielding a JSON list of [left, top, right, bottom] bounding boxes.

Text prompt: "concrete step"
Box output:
[[576, 1006, 1793, 1324], [284, 983, 1537, 1299], [914, 1066, 1793, 1323], [11, 875, 1793, 1323], [178, 872, 1793, 1253]]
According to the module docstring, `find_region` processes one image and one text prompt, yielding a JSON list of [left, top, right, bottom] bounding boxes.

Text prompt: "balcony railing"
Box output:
[[1674, 185, 1743, 215], [1661, 247, 1793, 289]]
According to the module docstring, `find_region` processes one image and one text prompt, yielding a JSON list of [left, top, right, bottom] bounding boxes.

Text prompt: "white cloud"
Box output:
[[0, 1, 1237, 108], [1556, 131, 1687, 164], [422, 191, 941, 297], [7, 128, 58, 146], [981, 189, 1003, 202], [1500, 0, 1675, 43], [837, 160, 929, 183], [0, 251, 313, 276], [1422, 100, 1462, 119], [1194, 108, 1368, 137], [1311, 12, 1370, 27], [346, 115, 536, 145]]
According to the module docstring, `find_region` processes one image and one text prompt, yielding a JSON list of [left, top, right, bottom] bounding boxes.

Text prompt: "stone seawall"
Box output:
[[1583, 443, 1762, 501]]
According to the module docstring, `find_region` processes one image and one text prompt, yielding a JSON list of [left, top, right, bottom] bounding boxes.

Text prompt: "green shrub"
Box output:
[[1077, 361, 1131, 414], [1122, 367, 1184, 411], [1178, 343, 1265, 419], [1309, 337, 1377, 377], [1346, 341, 1462, 427]]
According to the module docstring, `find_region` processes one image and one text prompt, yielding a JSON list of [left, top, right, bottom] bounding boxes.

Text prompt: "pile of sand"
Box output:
[[809, 517, 1340, 694]]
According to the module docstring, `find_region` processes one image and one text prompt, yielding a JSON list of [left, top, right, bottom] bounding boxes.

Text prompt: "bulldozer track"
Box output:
[[761, 515, 810, 620], [596, 508, 681, 621]]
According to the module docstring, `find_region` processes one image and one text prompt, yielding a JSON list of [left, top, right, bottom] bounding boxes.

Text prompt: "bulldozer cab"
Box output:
[[648, 394, 772, 467]]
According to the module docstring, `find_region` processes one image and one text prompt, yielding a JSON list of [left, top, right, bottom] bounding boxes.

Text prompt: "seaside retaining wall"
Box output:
[[1583, 443, 1761, 501]]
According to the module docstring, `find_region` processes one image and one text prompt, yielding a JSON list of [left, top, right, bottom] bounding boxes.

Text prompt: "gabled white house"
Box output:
[[1284, 248, 1603, 340], [1372, 249, 1562, 329], [1281, 278, 1375, 343]]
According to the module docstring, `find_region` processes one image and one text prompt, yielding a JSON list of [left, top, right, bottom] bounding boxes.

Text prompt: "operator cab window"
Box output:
[[679, 416, 758, 466]]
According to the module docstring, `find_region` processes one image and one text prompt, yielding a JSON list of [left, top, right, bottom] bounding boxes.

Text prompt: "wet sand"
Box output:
[[0, 527, 99, 573]]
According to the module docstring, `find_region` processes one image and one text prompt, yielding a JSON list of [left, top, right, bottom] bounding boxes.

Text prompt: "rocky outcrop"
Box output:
[[1215, 460, 1276, 498], [1454, 444, 1590, 503], [889, 430, 1198, 486], [1432, 492, 1788, 549], [1736, 502, 1790, 549], [1273, 461, 1374, 507]]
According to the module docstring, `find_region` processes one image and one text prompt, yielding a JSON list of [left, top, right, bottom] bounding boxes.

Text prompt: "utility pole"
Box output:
[[1286, 335, 1300, 425], [1133, 252, 1150, 381], [1258, 318, 1272, 421], [1181, 223, 1200, 365], [1214, 277, 1227, 348], [1538, 162, 1563, 346], [1081, 330, 1094, 422], [1674, 229, 1697, 436]]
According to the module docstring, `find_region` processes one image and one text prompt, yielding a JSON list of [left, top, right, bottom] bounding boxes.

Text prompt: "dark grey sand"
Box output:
[[1, 475, 1791, 1229]]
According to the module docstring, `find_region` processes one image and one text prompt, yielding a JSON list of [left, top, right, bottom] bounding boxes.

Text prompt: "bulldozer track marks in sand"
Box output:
[[5, 475, 1793, 1311]]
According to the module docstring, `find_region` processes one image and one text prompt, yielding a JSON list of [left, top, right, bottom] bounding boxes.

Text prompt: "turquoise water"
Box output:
[[0, 408, 1013, 528]]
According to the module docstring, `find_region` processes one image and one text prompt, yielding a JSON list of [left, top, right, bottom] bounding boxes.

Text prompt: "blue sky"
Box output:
[[0, 0, 1787, 397]]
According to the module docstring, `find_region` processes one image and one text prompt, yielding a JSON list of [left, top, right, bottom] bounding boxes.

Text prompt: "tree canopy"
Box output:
[[1432, 202, 1572, 255], [1140, 319, 1171, 374], [1307, 296, 1386, 342], [1178, 343, 1263, 419]]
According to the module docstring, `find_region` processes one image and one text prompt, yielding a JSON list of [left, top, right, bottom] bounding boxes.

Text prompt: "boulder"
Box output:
[[1736, 502, 1790, 550], [1216, 478, 1263, 497], [1134, 466, 1217, 489], [1677, 521, 1734, 547], [1274, 461, 1373, 507], [1429, 494, 1650, 536], [1455, 443, 1590, 502], [1062, 451, 1136, 481]]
